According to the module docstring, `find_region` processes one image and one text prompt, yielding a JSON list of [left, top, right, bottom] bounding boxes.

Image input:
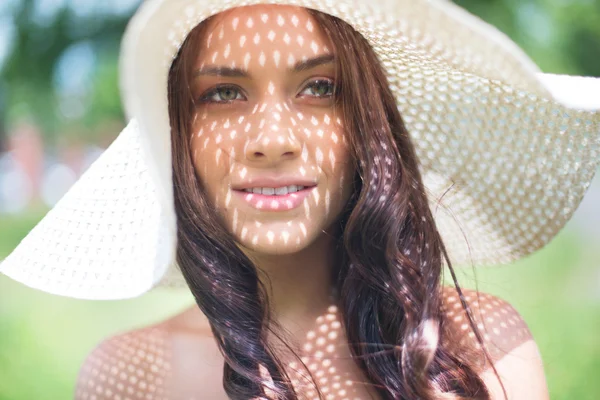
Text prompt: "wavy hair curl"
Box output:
[[168, 8, 505, 400]]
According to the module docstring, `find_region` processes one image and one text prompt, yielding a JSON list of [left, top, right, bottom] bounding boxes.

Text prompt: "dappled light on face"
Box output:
[[189, 5, 353, 255], [201, 10, 331, 72]]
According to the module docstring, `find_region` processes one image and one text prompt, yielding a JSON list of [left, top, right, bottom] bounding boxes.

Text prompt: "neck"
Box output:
[[240, 231, 339, 334]]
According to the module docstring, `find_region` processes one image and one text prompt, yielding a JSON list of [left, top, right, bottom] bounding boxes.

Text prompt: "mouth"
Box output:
[[232, 185, 317, 211]]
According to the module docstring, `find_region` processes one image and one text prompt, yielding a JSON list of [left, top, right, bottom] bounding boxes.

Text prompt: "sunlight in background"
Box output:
[[0, 15, 16, 71], [516, 3, 554, 46], [53, 40, 96, 119]]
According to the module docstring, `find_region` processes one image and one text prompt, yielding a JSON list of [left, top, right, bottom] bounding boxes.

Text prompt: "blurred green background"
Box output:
[[1, 0, 599, 399]]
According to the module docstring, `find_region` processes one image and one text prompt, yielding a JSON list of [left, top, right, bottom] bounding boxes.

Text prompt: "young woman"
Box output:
[[3, 0, 598, 399]]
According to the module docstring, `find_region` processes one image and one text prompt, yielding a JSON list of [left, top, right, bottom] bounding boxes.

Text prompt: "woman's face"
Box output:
[[190, 5, 355, 255]]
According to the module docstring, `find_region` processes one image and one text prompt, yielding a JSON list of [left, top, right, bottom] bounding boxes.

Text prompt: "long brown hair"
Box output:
[[168, 8, 505, 400]]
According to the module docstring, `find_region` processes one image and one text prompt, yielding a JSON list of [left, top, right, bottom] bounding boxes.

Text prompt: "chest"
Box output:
[[167, 332, 380, 399]]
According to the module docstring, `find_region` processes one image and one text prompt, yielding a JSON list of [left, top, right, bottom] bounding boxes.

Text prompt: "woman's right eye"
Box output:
[[199, 85, 245, 103]]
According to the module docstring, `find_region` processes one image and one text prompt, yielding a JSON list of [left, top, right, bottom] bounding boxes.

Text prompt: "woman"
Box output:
[[2, 0, 598, 399], [74, 5, 543, 399]]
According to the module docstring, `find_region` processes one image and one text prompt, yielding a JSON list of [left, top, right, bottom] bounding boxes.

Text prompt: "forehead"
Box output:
[[196, 5, 331, 66]]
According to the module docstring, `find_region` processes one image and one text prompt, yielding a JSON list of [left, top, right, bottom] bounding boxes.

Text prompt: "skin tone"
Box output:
[[74, 5, 550, 400], [189, 5, 354, 331], [74, 287, 545, 399]]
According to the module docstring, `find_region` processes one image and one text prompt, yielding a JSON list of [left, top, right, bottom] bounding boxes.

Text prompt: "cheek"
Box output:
[[190, 119, 239, 175], [330, 143, 355, 203], [188, 133, 228, 205], [307, 125, 354, 209], [309, 123, 351, 177], [189, 111, 352, 191]]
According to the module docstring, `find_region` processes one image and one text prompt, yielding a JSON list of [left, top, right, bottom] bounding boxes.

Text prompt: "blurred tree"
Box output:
[[455, 0, 600, 76], [556, 1, 600, 77], [1, 0, 133, 143]]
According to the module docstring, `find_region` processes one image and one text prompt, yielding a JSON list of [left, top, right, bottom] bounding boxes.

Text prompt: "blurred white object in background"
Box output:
[[538, 73, 600, 111], [0, 152, 32, 214], [81, 144, 105, 172], [40, 162, 77, 207], [569, 171, 600, 244]]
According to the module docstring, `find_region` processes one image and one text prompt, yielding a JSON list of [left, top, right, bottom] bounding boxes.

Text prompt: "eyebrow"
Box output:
[[193, 54, 335, 78]]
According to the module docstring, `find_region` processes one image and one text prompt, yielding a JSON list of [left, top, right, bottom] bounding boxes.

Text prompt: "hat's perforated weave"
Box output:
[[1, 121, 175, 298], [156, 0, 599, 276], [1, 0, 599, 298]]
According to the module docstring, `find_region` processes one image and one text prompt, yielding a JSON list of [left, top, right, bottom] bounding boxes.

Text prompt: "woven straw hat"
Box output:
[[1, 0, 599, 300]]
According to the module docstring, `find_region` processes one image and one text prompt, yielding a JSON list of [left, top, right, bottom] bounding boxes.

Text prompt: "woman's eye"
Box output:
[[199, 85, 245, 103], [299, 79, 335, 98]]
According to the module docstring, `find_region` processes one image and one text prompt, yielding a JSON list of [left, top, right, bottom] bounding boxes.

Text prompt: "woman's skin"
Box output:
[[189, 5, 354, 332], [75, 5, 549, 399], [75, 287, 547, 399]]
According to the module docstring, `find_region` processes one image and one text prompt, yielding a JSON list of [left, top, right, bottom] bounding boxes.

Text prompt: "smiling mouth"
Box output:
[[233, 185, 317, 196], [232, 186, 317, 211]]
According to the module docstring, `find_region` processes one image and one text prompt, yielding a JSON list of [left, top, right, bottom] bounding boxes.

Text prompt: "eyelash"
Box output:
[[198, 78, 337, 104]]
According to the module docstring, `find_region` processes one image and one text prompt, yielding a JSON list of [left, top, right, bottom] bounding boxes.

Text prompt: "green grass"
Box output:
[[1, 211, 599, 399]]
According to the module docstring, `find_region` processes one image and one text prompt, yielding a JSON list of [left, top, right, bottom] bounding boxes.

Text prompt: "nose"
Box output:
[[244, 102, 303, 164]]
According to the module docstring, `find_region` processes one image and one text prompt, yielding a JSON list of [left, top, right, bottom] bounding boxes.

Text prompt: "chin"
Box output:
[[233, 228, 322, 256]]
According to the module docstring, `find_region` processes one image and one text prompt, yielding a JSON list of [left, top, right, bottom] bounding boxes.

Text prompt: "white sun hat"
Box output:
[[1, 0, 599, 300]]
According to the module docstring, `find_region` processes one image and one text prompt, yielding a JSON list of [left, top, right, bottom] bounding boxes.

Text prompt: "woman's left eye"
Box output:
[[199, 85, 245, 104], [299, 79, 335, 98]]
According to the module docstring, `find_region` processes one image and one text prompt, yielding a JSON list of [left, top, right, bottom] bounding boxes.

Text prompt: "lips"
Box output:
[[232, 185, 316, 211], [236, 185, 315, 195], [231, 177, 318, 190]]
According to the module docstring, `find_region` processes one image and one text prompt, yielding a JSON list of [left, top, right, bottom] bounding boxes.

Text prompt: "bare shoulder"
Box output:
[[75, 306, 224, 400], [440, 285, 549, 400], [74, 323, 172, 400], [439, 285, 531, 364]]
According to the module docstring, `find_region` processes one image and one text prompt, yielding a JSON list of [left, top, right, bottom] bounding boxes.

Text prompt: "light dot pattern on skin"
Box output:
[[75, 288, 533, 398], [283, 305, 373, 399], [190, 5, 354, 258], [75, 327, 172, 400], [440, 286, 533, 372]]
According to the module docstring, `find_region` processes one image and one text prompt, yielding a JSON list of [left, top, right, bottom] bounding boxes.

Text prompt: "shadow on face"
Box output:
[[186, 5, 356, 257]]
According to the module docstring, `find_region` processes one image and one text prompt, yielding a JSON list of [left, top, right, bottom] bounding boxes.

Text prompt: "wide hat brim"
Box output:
[[1, 0, 599, 300]]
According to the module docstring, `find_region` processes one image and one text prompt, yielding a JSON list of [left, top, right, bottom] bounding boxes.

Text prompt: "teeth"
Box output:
[[274, 187, 287, 195], [243, 185, 305, 195]]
